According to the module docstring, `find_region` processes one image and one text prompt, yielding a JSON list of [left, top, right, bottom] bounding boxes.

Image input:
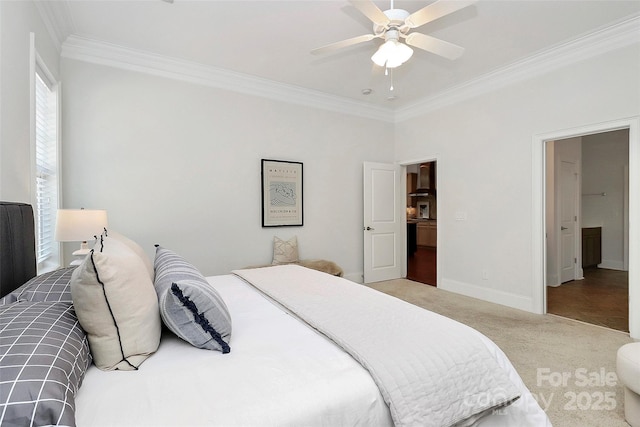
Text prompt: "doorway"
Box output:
[[406, 161, 437, 286], [545, 129, 630, 332]]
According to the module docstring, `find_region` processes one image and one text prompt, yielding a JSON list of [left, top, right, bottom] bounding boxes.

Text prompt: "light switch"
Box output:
[[455, 211, 467, 221]]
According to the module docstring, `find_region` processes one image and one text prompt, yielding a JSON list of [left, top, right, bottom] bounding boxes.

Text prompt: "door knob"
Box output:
[[365, 226, 375, 231], [561, 226, 568, 230]]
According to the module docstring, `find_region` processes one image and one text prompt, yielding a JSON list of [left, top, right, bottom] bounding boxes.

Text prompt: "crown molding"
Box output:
[[34, 0, 75, 53], [58, 12, 638, 124], [61, 35, 394, 123], [395, 13, 640, 122]]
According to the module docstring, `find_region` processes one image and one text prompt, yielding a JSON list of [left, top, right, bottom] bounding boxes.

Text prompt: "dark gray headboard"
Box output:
[[0, 202, 37, 298]]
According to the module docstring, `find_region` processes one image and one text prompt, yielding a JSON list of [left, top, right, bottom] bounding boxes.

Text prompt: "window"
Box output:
[[33, 58, 60, 272]]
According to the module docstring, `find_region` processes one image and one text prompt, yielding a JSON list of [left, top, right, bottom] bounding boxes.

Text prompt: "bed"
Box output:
[[0, 203, 551, 427]]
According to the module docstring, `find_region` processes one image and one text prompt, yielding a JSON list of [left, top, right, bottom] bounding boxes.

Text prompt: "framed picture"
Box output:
[[417, 202, 430, 219], [261, 159, 303, 227]]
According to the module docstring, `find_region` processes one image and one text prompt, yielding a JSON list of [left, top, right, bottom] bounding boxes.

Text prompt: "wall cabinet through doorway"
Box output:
[[407, 173, 417, 208]]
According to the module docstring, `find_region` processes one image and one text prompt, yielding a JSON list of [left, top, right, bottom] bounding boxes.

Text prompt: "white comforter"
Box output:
[[75, 269, 551, 427], [234, 266, 521, 427]]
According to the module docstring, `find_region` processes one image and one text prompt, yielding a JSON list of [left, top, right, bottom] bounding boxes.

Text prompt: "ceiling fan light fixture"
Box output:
[[371, 39, 413, 68]]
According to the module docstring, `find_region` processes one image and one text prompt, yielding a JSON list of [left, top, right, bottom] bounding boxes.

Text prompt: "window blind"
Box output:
[[34, 71, 58, 265]]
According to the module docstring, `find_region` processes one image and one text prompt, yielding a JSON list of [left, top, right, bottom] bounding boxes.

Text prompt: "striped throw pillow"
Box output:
[[153, 246, 231, 353]]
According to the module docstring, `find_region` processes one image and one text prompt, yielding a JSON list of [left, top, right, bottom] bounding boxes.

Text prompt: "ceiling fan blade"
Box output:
[[405, 32, 465, 60], [348, 0, 390, 26], [405, 0, 477, 29], [311, 34, 376, 55]]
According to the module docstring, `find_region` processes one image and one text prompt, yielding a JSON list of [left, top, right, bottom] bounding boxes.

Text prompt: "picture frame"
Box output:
[[261, 159, 303, 227], [417, 201, 430, 219]]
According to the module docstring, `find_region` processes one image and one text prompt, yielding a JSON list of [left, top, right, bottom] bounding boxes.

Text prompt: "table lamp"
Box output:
[[55, 208, 108, 265]]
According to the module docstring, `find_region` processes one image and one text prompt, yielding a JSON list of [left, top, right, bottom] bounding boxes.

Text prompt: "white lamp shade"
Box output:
[[371, 40, 414, 68], [54, 209, 108, 242]]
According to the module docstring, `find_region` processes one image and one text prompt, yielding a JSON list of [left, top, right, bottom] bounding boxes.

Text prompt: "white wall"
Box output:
[[395, 44, 640, 315], [0, 1, 59, 202], [582, 129, 629, 270], [60, 59, 394, 279]]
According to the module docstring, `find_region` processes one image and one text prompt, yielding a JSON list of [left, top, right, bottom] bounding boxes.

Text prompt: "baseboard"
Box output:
[[547, 272, 560, 287], [598, 260, 626, 271], [440, 278, 536, 313]]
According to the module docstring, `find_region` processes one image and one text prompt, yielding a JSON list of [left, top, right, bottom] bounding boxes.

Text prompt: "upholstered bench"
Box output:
[[617, 342, 640, 427]]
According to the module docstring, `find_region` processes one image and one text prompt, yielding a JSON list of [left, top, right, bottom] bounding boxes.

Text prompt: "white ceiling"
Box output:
[[47, 0, 640, 109]]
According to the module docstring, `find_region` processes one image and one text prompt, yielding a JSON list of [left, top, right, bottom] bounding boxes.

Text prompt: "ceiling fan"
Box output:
[[311, 0, 476, 69]]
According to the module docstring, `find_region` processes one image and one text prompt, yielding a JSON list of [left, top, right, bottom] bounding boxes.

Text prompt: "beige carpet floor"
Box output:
[[367, 279, 634, 427]]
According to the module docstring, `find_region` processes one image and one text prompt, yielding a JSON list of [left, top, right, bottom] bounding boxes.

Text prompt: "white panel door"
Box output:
[[363, 162, 402, 283], [560, 160, 578, 283]]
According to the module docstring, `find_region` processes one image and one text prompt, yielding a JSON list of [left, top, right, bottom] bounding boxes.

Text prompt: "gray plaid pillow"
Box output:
[[0, 267, 76, 306], [154, 246, 232, 353], [0, 301, 91, 426]]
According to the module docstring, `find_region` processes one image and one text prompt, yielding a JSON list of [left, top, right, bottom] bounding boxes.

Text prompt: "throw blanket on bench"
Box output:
[[233, 265, 520, 427]]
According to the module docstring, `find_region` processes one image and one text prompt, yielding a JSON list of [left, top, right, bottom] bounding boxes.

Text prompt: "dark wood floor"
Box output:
[[407, 246, 436, 286], [547, 268, 629, 332], [408, 252, 628, 332]]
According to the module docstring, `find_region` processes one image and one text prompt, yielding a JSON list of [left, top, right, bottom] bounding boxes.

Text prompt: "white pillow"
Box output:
[[71, 236, 161, 371], [108, 230, 154, 280], [272, 236, 299, 265]]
